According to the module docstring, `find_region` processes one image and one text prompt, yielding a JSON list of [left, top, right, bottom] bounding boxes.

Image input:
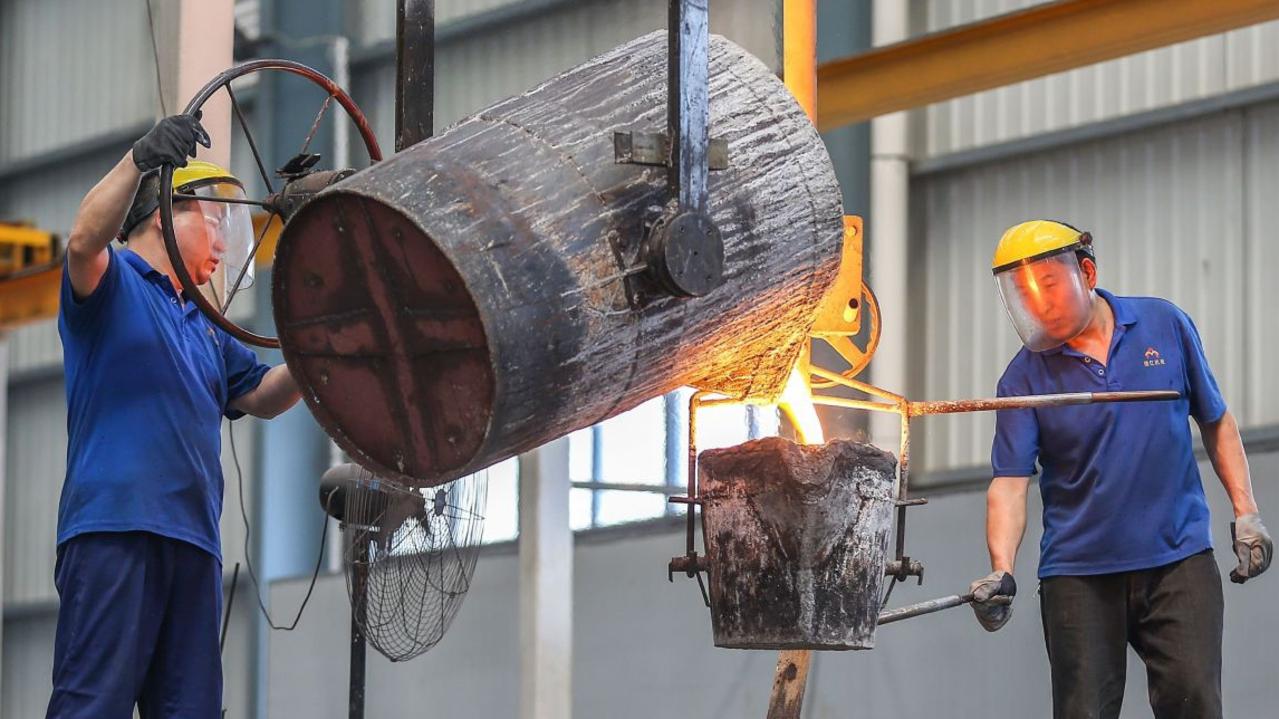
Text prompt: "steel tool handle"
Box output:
[[878, 592, 1011, 626]]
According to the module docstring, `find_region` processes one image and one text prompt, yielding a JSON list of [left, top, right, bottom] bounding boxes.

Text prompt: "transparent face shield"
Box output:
[[995, 252, 1094, 352], [189, 181, 255, 304]]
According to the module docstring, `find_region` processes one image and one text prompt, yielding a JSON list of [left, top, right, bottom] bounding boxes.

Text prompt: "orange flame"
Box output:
[[778, 365, 824, 445]]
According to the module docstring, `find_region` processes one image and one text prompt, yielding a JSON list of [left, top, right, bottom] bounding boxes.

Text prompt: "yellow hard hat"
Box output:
[[991, 220, 1093, 275], [122, 161, 243, 239], [172, 160, 242, 194]]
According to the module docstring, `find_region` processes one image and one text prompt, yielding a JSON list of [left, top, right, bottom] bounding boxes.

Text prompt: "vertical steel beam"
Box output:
[[519, 438, 574, 719], [395, 0, 435, 151], [667, 0, 710, 213]]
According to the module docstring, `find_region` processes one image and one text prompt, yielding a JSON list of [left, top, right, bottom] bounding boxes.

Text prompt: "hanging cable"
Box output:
[[229, 416, 330, 631], [143, 0, 168, 116]]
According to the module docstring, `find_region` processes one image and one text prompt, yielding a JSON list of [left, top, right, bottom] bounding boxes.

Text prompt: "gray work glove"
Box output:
[[131, 111, 211, 172], [1230, 513, 1273, 584], [969, 570, 1016, 632]]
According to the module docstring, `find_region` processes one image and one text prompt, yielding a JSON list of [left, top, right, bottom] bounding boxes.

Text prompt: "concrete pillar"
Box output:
[[155, 0, 235, 164], [868, 0, 912, 453], [518, 438, 573, 719]]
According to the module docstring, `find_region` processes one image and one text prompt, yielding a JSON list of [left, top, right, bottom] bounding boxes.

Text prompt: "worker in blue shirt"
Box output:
[[968, 220, 1272, 719], [48, 114, 303, 718]]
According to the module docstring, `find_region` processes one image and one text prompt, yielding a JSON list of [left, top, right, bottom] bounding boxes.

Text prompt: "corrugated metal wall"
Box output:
[[2, 379, 64, 605], [345, 0, 526, 46], [351, 0, 779, 139], [919, 0, 1279, 158], [2, 380, 259, 605], [0, 0, 156, 165], [913, 102, 1277, 473], [0, 612, 55, 719]]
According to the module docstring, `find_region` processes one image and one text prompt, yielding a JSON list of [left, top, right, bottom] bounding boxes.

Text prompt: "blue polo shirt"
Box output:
[[57, 247, 269, 560], [992, 289, 1226, 578]]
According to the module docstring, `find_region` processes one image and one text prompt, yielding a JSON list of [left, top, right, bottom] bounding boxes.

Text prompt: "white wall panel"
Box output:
[[919, 1, 1279, 158], [1242, 101, 1279, 427], [2, 377, 259, 604], [1, 611, 56, 719], [915, 109, 1256, 473], [2, 378, 65, 605], [6, 322, 62, 379]]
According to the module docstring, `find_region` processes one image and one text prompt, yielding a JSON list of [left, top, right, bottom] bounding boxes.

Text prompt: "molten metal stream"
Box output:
[[778, 365, 825, 445]]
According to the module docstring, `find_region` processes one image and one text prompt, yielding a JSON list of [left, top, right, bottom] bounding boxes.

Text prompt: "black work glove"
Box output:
[[131, 111, 211, 172], [969, 570, 1016, 632], [1230, 513, 1273, 584]]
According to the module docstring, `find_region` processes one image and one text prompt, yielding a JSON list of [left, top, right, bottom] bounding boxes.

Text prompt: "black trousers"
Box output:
[[1039, 550, 1223, 719]]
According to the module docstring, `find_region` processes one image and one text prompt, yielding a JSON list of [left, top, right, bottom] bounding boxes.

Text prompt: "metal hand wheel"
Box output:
[[160, 59, 383, 348]]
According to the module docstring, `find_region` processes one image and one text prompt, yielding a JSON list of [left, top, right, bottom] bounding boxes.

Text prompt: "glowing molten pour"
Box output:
[[778, 365, 824, 445]]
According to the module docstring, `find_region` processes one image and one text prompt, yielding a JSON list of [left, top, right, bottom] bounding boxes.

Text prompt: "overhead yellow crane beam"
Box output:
[[815, 0, 1279, 131], [0, 223, 61, 331], [0, 214, 281, 331]]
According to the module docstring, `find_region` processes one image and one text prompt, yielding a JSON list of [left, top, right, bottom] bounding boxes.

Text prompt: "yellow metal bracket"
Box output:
[[809, 216, 880, 384]]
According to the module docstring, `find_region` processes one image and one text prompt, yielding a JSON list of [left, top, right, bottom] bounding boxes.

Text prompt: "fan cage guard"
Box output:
[[341, 468, 488, 662]]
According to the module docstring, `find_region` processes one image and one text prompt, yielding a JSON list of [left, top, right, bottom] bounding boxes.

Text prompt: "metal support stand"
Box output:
[[348, 542, 369, 719]]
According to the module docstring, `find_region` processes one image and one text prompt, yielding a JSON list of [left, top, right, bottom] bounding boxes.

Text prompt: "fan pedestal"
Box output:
[[349, 542, 369, 719]]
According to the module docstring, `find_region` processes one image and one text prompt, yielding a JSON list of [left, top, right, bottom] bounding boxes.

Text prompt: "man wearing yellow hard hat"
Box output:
[[967, 220, 1271, 718], [49, 113, 302, 717]]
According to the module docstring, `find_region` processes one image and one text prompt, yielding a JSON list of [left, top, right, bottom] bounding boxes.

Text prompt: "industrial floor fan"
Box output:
[[321, 463, 488, 716]]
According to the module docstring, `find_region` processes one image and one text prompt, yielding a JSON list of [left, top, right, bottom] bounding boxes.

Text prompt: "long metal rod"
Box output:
[[349, 540, 368, 719], [878, 592, 1011, 625], [395, 0, 435, 151], [685, 390, 710, 558], [668, 0, 710, 212], [809, 365, 904, 403], [909, 390, 1180, 415], [225, 84, 275, 195], [573, 480, 686, 495], [878, 593, 969, 625], [810, 395, 899, 413], [895, 406, 911, 562]]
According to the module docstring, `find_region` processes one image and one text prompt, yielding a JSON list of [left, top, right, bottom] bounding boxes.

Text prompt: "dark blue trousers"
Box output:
[[46, 531, 223, 719]]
